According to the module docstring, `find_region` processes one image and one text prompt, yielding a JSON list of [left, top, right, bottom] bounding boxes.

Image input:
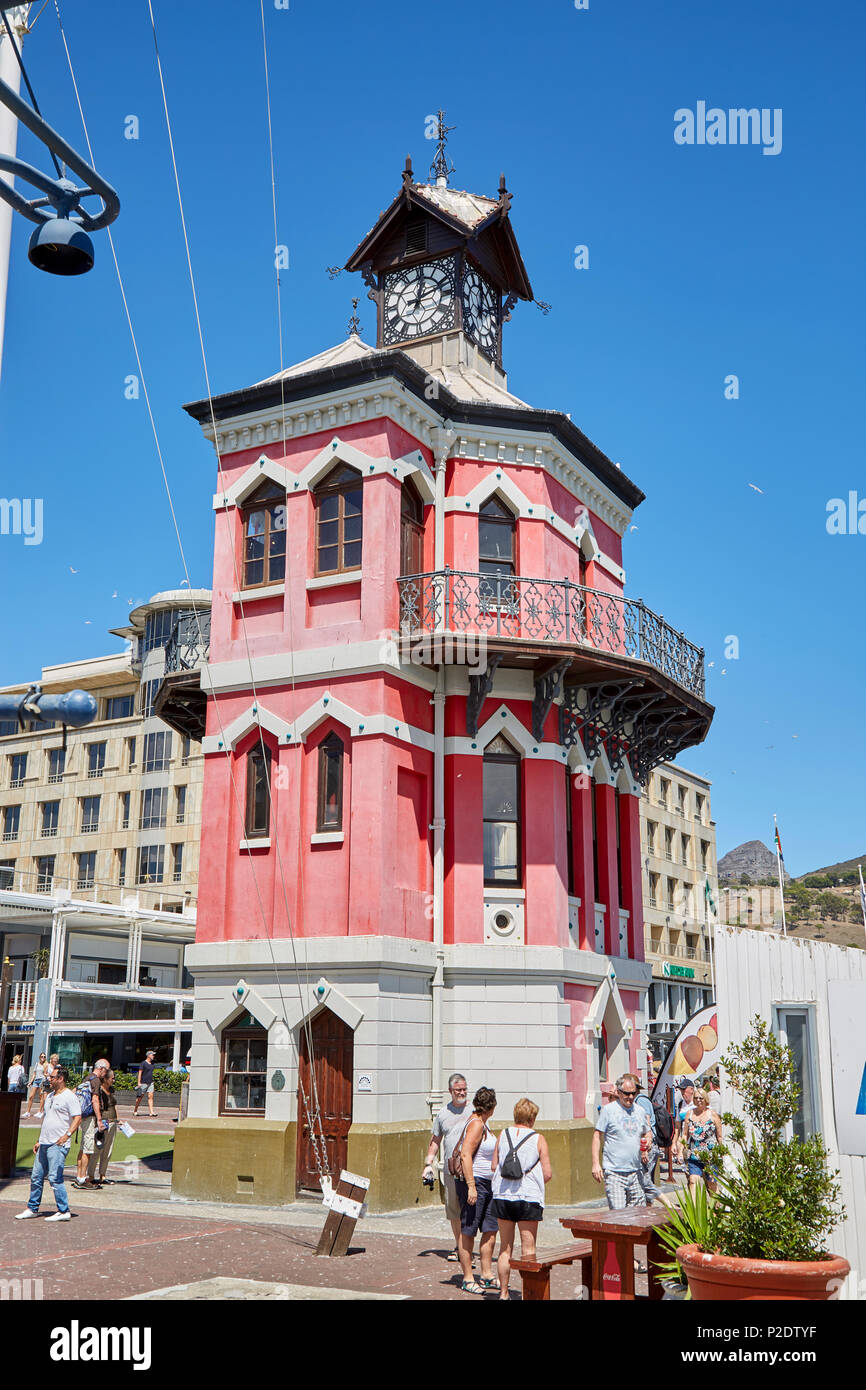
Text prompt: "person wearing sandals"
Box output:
[[679, 1087, 722, 1194], [491, 1098, 552, 1301], [456, 1086, 499, 1294]]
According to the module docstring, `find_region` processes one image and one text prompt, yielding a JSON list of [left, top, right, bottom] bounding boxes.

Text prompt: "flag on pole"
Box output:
[[774, 824, 784, 863], [705, 878, 717, 916], [859, 865, 866, 935]]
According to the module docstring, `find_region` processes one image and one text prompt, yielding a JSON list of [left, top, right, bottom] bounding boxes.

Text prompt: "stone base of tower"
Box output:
[[175, 937, 650, 1211]]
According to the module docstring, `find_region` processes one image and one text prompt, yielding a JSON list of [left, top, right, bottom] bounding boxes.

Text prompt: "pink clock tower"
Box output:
[[172, 152, 713, 1211]]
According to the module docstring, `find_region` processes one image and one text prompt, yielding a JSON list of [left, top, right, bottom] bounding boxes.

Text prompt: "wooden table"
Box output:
[[560, 1205, 671, 1301]]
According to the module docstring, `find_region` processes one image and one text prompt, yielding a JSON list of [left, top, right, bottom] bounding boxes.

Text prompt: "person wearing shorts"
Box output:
[[682, 1088, 722, 1194], [422, 1073, 470, 1261], [491, 1098, 552, 1301], [455, 1086, 499, 1294], [132, 1050, 157, 1117], [74, 1059, 109, 1189]]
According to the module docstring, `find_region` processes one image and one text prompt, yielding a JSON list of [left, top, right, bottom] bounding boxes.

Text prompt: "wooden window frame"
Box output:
[[400, 481, 424, 577], [313, 465, 363, 577], [240, 481, 287, 591], [316, 733, 344, 832], [219, 1023, 268, 1117], [478, 497, 517, 612], [482, 738, 522, 887], [244, 744, 272, 839]]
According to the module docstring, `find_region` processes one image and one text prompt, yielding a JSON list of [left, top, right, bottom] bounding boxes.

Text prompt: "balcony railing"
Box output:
[[165, 610, 211, 674], [9, 980, 36, 1022], [398, 570, 705, 697]]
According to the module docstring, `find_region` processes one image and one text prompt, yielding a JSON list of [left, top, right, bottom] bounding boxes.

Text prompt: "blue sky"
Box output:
[[1, 0, 863, 874]]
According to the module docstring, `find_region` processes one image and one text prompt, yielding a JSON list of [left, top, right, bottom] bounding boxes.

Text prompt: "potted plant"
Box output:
[[656, 1016, 849, 1300]]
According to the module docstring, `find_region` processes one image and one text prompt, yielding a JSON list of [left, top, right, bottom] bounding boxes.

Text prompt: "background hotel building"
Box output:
[[0, 591, 210, 1076], [640, 761, 718, 1054]]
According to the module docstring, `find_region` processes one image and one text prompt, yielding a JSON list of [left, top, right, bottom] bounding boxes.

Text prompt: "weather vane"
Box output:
[[347, 297, 361, 337], [428, 110, 456, 186]]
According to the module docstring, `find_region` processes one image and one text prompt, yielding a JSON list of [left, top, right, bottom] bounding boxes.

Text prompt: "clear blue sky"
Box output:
[[1, 0, 864, 875]]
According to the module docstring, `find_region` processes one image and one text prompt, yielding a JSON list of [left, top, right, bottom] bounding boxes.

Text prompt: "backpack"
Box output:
[[653, 1102, 674, 1148], [75, 1080, 94, 1117], [500, 1128, 539, 1182]]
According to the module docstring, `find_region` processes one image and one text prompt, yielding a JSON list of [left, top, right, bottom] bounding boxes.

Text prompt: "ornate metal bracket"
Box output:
[[532, 659, 571, 741], [466, 654, 504, 738]]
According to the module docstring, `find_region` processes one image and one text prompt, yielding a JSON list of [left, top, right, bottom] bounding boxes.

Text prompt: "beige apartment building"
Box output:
[[639, 761, 719, 1055], [0, 590, 210, 1077]]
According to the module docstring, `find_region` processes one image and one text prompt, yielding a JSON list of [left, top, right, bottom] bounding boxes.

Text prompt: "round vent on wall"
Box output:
[[492, 910, 515, 937]]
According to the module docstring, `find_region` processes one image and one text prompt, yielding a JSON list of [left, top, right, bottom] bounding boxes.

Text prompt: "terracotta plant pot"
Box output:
[[677, 1244, 850, 1300]]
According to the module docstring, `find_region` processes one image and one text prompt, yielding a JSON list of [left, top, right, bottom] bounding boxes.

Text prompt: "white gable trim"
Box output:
[[203, 980, 277, 1035], [213, 454, 288, 511], [616, 758, 642, 797], [584, 969, 632, 1037], [284, 979, 364, 1033], [202, 703, 293, 753], [591, 744, 615, 787], [214, 439, 435, 511]]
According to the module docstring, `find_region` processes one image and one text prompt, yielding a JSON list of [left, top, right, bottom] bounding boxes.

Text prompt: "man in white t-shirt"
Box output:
[[422, 1073, 470, 1260], [15, 1067, 82, 1222]]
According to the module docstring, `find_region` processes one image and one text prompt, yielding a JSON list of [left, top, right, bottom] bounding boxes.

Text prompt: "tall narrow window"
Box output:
[[172, 843, 184, 883], [81, 796, 101, 834], [478, 496, 516, 607], [314, 464, 363, 575], [483, 735, 521, 885], [41, 801, 60, 837], [48, 747, 66, 783], [565, 768, 575, 897], [87, 742, 106, 778], [591, 777, 599, 904], [176, 785, 187, 824], [36, 855, 55, 892], [241, 480, 286, 589], [400, 481, 424, 576], [777, 1008, 819, 1142], [316, 733, 344, 832], [10, 753, 26, 786], [3, 805, 20, 841], [245, 745, 272, 838], [76, 852, 96, 890]]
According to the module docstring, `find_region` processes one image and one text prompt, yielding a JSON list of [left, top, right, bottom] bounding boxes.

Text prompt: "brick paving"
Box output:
[[0, 1149, 683, 1301]]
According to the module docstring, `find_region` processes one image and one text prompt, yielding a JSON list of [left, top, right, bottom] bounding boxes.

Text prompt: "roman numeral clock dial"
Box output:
[[461, 267, 499, 358], [382, 259, 457, 344]]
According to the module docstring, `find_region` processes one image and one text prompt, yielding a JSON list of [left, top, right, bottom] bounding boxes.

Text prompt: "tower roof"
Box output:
[[344, 170, 533, 303]]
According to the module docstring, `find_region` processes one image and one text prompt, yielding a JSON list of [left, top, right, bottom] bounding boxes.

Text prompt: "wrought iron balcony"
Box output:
[[164, 610, 210, 675], [397, 569, 705, 699]]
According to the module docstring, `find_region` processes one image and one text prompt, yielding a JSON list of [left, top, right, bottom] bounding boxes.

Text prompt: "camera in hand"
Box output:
[[95, 1129, 105, 1149], [422, 1171, 435, 1189]]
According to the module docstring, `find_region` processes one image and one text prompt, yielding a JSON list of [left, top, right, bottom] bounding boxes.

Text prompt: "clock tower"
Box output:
[[344, 154, 532, 387]]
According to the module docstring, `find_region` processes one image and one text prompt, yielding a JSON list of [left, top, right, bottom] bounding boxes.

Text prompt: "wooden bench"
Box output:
[[510, 1241, 593, 1301]]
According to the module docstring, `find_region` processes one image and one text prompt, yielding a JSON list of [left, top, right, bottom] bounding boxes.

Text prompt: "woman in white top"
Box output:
[[24, 1054, 48, 1117], [491, 1097, 552, 1301], [456, 1086, 499, 1294], [7, 1055, 26, 1095]]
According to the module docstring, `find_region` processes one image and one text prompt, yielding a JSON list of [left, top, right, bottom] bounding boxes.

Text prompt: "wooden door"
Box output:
[[296, 1009, 353, 1192]]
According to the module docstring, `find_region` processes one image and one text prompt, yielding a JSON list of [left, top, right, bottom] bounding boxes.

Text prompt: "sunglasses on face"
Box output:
[[618, 1089, 637, 1097]]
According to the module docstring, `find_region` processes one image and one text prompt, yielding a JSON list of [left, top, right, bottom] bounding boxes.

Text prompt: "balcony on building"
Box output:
[[397, 568, 712, 771], [153, 609, 211, 741]]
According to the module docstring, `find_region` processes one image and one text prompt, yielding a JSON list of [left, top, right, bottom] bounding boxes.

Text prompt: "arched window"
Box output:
[[400, 480, 424, 576], [316, 733, 344, 832], [241, 480, 286, 589], [479, 496, 516, 609], [314, 464, 363, 576], [483, 734, 521, 885], [244, 744, 271, 838]]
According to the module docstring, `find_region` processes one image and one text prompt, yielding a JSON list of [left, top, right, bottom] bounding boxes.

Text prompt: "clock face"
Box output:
[[461, 267, 499, 358], [382, 259, 456, 343]]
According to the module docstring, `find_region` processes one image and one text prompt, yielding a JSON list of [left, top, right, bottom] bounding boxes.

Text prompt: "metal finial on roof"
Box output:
[[428, 110, 456, 187], [402, 154, 413, 188], [347, 298, 362, 337]]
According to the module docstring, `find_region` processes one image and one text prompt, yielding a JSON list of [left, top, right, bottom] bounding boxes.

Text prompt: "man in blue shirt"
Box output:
[[591, 1073, 652, 1209]]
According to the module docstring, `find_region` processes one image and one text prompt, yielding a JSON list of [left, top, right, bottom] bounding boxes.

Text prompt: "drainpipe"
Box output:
[[427, 423, 454, 1117]]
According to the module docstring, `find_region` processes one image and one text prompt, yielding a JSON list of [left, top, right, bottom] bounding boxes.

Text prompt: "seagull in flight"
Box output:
[[69, 566, 78, 574], [748, 483, 764, 494], [111, 590, 118, 598], [629, 525, 639, 532]]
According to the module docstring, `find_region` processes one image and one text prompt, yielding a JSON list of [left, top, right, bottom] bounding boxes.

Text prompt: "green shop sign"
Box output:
[[662, 961, 695, 979]]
